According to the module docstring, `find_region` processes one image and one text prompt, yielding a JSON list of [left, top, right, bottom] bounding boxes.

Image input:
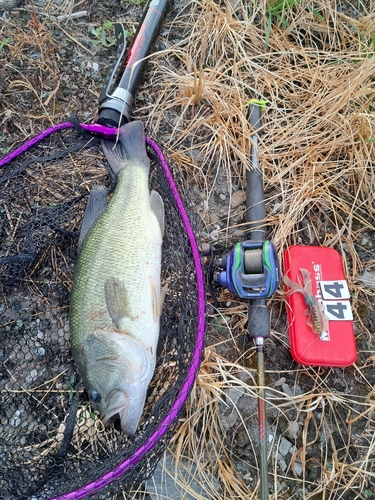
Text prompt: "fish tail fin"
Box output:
[[101, 120, 149, 175]]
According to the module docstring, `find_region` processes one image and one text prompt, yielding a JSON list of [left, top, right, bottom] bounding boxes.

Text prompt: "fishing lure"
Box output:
[[283, 268, 329, 339]]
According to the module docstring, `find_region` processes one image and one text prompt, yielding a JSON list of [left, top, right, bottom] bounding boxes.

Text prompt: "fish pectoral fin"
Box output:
[[150, 190, 165, 236], [151, 281, 168, 322], [78, 185, 107, 250], [104, 277, 132, 330]]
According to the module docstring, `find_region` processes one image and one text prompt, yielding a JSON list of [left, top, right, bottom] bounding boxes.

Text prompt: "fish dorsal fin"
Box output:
[[104, 277, 131, 330], [150, 190, 165, 236], [78, 185, 107, 250]]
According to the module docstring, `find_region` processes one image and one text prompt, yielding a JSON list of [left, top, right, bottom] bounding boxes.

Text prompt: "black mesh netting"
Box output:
[[0, 129, 202, 499]]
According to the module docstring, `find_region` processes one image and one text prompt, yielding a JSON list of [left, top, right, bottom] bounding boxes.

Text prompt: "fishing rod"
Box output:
[[211, 102, 280, 500], [98, 0, 172, 127]]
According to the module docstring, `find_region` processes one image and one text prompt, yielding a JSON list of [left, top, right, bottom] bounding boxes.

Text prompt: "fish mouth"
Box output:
[[102, 388, 144, 436], [101, 389, 128, 427]]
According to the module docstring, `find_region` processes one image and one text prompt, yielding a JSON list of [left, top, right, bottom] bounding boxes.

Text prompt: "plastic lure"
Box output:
[[283, 268, 329, 338]]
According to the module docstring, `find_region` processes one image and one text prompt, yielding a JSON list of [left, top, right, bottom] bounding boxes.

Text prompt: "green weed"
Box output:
[[264, 0, 324, 49], [0, 37, 12, 52], [91, 21, 117, 48], [265, 0, 301, 48]]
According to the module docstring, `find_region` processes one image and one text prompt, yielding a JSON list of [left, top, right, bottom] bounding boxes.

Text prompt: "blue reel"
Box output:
[[214, 240, 280, 299]]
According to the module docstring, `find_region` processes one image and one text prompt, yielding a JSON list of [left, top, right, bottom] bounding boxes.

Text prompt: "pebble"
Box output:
[[209, 225, 220, 240], [209, 212, 219, 223], [287, 421, 299, 440], [230, 190, 246, 209], [278, 436, 293, 456], [273, 202, 282, 213], [358, 268, 375, 289], [0, 0, 22, 9], [278, 458, 287, 472], [293, 461, 303, 476], [282, 383, 294, 398]]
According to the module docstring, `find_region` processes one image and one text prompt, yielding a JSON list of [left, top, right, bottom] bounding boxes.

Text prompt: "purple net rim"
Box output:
[[0, 123, 206, 500]]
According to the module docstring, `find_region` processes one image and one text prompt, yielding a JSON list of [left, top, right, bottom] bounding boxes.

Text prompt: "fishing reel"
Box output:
[[212, 240, 280, 300]]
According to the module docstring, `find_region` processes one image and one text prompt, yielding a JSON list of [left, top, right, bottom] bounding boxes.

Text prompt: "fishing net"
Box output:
[[0, 125, 205, 500]]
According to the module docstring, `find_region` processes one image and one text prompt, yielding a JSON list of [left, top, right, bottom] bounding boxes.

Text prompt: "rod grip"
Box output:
[[248, 298, 270, 339]]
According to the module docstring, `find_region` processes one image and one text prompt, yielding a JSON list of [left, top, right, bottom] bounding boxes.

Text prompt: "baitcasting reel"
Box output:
[[213, 240, 280, 299]]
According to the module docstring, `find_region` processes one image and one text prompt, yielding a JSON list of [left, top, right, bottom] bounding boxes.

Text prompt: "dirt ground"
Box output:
[[1, 0, 375, 499]]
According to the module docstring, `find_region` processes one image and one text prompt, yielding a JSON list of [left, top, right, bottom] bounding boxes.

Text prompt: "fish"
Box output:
[[69, 120, 166, 435], [283, 268, 329, 338]]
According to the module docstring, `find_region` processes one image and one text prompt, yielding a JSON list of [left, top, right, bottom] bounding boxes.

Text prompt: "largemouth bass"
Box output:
[[70, 121, 165, 435]]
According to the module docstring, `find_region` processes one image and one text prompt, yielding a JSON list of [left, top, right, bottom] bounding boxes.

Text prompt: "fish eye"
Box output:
[[90, 390, 102, 403]]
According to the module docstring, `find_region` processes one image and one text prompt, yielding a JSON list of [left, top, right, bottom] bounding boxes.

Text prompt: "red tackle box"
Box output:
[[283, 245, 356, 367]]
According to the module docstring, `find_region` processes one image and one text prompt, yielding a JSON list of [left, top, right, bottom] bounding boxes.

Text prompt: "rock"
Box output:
[[358, 268, 375, 289], [209, 225, 220, 240], [218, 386, 245, 431], [230, 190, 246, 208], [292, 461, 303, 476], [287, 421, 299, 440], [278, 458, 287, 472], [281, 383, 294, 398], [278, 436, 292, 457], [209, 212, 220, 223], [273, 202, 282, 213], [0, 0, 22, 10]]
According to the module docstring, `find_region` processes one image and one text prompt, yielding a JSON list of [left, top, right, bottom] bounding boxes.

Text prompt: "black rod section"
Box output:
[[98, 0, 172, 127], [245, 104, 266, 242]]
